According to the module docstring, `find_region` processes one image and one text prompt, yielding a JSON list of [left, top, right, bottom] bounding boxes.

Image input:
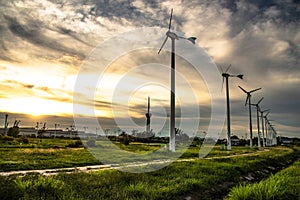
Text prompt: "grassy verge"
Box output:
[[0, 139, 268, 172], [0, 146, 298, 200], [0, 148, 101, 172], [226, 157, 300, 200]]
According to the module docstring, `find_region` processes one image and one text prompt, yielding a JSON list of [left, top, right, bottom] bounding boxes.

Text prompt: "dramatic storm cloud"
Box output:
[[0, 0, 299, 138]]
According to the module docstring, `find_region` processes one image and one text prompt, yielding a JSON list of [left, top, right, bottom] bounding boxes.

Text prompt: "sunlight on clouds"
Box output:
[[0, 97, 71, 117], [268, 71, 300, 84], [94, 109, 113, 118], [5, 62, 66, 89], [0, 61, 78, 116], [0, 0, 298, 137], [201, 39, 233, 60], [270, 40, 290, 57], [73, 102, 112, 118]]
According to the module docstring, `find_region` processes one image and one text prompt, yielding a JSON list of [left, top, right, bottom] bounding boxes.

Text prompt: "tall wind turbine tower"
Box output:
[[264, 112, 270, 146], [220, 64, 243, 150], [145, 96, 152, 133], [239, 86, 261, 148], [270, 124, 277, 145], [251, 97, 264, 148], [158, 8, 196, 152]]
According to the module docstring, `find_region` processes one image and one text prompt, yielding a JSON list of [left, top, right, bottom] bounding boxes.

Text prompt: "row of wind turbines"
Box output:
[[221, 65, 277, 150], [157, 8, 277, 152]]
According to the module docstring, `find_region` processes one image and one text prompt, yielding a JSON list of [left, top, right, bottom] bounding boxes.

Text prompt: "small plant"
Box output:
[[227, 159, 300, 200], [14, 175, 64, 199], [17, 136, 29, 144], [66, 140, 83, 148], [119, 132, 131, 145]]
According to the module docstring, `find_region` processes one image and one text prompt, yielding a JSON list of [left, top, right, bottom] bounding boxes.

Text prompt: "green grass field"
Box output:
[[0, 145, 299, 200], [0, 137, 269, 172], [227, 158, 300, 200]]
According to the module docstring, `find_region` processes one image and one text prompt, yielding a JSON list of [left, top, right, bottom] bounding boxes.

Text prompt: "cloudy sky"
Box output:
[[0, 0, 299, 138]]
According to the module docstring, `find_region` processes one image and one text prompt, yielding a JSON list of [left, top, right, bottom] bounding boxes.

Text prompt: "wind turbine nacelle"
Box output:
[[222, 73, 230, 78], [145, 113, 152, 118], [166, 31, 179, 40]]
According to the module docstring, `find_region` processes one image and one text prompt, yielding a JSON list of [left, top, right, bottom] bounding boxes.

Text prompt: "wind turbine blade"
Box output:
[[238, 86, 247, 93], [250, 87, 262, 93], [158, 36, 168, 54], [245, 96, 249, 106], [257, 97, 264, 105], [221, 77, 224, 92], [217, 65, 223, 74], [262, 109, 270, 113], [168, 8, 173, 30], [225, 64, 231, 73]]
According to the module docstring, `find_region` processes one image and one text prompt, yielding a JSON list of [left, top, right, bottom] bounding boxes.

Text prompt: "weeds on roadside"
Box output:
[[227, 159, 300, 200]]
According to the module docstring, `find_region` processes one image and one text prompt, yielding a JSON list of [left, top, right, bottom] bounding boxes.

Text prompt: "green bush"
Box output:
[[66, 140, 83, 148], [7, 127, 19, 137], [1, 135, 14, 141], [17, 136, 29, 144]]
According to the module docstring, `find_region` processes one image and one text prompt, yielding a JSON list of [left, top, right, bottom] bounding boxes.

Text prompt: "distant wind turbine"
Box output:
[[266, 119, 274, 146], [239, 86, 261, 148], [264, 112, 270, 146], [267, 119, 277, 146], [259, 109, 270, 147], [158, 8, 196, 152], [220, 64, 243, 150], [251, 97, 264, 148], [269, 124, 277, 145]]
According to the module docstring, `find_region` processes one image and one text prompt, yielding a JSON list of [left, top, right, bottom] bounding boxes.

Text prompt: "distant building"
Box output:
[[231, 138, 240, 146], [280, 137, 294, 145], [19, 127, 37, 137]]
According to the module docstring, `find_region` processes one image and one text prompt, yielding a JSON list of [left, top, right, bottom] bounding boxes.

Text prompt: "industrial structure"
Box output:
[[145, 96, 152, 134]]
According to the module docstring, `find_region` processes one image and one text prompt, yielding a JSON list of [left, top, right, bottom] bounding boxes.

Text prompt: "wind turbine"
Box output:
[[267, 119, 276, 146], [239, 86, 261, 148], [266, 120, 273, 146], [264, 112, 270, 146], [220, 64, 243, 150], [259, 109, 270, 147], [270, 124, 277, 146], [158, 8, 196, 152], [250, 97, 264, 148], [269, 124, 277, 145]]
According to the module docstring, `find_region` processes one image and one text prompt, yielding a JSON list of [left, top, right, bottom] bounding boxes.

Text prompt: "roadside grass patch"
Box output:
[[227, 158, 300, 200]]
